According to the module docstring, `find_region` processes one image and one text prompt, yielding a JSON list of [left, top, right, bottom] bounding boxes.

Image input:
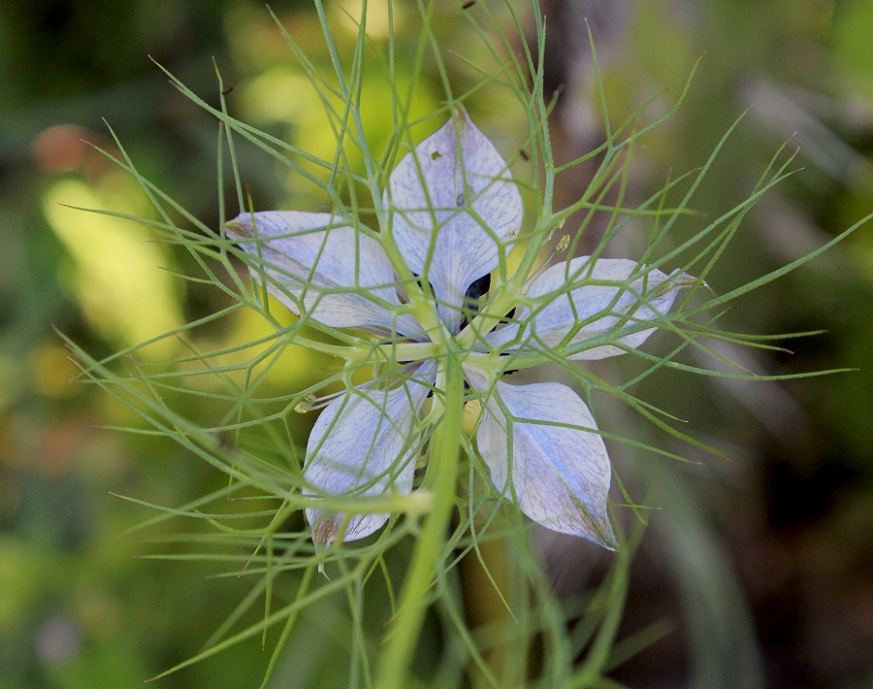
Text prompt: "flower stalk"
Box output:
[[374, 356, 464, 689]]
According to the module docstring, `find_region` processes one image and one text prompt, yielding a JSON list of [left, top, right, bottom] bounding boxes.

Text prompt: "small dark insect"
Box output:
[[221, 86, 234, 95], [456, 192, 465, 207], [519, 148, 530, 161], [462, 0, 476, 9], [216, 429, 235, 451]]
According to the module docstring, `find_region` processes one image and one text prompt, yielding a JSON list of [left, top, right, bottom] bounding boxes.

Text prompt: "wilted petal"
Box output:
[[487, 257, 690, 360], [227, 211, 419, 333], [304, 376, 431, 546], [472, 374, 616, 547], [386, 113, 522, 329]]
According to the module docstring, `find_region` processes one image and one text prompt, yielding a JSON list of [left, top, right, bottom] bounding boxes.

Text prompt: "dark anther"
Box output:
[[484, 307, 516, 333], [497, 352, 518, 376], [519, 148, 529, 161], [462, 0, 476, 8], [464, 273, 491, 304], [465, 273, 491, 304], [411, 272, 435, 296], [459, 273, 491, 330], [221, 86, 234, 95], [456, 192, 465, 207]]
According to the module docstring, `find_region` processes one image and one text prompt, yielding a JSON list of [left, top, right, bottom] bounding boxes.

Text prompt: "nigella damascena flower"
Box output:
[[226, 111, 691, 549]]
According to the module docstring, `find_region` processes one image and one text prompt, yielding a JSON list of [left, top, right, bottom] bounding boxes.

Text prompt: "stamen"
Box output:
[[294, 394, 319, 413], [294, 362, 431, 412], [524, 233, 570, 287], [294, 388, 354, 413]]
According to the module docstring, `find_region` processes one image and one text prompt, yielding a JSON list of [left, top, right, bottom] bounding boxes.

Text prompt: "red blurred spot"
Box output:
[[31, 125, 112, 178]]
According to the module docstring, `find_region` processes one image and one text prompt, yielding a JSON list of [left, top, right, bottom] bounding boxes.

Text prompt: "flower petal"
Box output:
[[487, 257, 690, 360], [385, 113, 522, 329], [228, 211, 419, 333], [473, 375, 616, 547], [303, 375, 431, 546]]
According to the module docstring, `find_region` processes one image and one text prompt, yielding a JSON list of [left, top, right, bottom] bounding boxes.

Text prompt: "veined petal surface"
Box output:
[[228, 211, 418, 333], [473, 376, 617, 547], [303, 376, 431, 546], [385, 114, 522, 329], [487, 257, 688, 360]]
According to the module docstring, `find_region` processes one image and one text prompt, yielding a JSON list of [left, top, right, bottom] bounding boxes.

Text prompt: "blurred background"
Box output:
[[1, 1, 871, 688]]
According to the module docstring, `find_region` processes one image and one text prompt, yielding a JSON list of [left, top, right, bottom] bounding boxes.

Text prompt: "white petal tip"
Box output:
[[310, 513, 344, 549], [537, 512, 618, 550], [307, 506, 390, 549], [587, 523, 619, 550]]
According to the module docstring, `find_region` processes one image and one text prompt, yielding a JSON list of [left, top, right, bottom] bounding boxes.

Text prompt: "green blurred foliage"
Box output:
[[1, 1, 872, 688]]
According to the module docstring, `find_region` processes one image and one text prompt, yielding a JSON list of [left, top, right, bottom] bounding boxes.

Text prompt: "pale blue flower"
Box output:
[[227, 113, 690, 549]]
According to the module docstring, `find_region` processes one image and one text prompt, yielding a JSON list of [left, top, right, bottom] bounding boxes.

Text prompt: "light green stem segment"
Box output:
[[373, 356, 464, 689]]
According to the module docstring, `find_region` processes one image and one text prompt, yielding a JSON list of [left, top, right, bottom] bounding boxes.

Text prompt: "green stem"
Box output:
[[374, 356, 464, 689], [374, 340, 442, 364]]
